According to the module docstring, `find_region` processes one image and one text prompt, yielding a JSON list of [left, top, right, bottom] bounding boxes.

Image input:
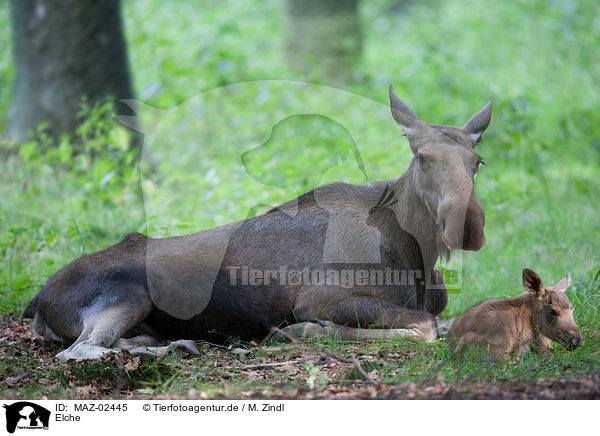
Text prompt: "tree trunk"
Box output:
[[5, 0, 134, 143], [285, 0, 362, 84]]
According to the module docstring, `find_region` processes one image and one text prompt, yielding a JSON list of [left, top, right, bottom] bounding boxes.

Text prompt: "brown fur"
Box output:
[[447, 268, 582, 360], [22, 86, 494, 360]]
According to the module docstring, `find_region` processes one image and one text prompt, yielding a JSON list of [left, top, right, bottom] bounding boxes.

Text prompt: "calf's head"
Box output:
[[389, 86, 491, 251], [523, 268, 582, 349]]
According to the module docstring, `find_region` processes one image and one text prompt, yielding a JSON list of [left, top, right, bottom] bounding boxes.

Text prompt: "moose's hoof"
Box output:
[[56, 342, 116, 361], [435, 317, 455, 338], [268, 321, 337, 344], [412, 319, 437, 342], [135, 340, 201, 357]]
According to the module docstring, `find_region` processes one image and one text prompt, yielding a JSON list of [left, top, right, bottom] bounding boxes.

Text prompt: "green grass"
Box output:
[[1, 0, 599, 398]]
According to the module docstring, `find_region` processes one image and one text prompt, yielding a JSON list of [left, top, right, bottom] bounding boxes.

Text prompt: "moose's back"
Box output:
[[143, 185, 427, 340]]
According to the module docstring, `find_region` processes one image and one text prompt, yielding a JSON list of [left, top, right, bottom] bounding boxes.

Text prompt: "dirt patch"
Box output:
[[168, 373, 600, 400], [1, 314, 599, 400]]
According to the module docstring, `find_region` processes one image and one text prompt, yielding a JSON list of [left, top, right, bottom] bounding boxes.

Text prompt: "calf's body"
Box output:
[[447, 268, 582, 360]]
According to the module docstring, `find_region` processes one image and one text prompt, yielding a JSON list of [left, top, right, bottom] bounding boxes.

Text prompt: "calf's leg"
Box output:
[[451, 332, 512, 361]]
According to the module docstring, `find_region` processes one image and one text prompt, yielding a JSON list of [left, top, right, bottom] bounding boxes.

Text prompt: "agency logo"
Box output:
[[2, 402, 50, 434]]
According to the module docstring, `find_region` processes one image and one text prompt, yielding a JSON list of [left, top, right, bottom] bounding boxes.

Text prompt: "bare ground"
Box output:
[[1, 314, 599, 400]]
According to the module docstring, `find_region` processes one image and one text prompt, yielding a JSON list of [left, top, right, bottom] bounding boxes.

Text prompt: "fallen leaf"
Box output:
[[124, 355, 141, 371]]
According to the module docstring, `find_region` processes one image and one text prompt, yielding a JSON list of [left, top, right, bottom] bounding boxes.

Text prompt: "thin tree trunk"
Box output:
[[5, 0, 134, 143], [285, 0, 362, 84]]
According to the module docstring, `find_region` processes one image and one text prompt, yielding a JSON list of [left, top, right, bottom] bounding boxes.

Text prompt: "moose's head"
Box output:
[[389, 85, 492, 251]]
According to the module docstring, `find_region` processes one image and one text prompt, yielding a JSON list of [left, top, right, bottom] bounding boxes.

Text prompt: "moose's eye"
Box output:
[[549, 308, 558, 316], [417, 154, 430, 169]]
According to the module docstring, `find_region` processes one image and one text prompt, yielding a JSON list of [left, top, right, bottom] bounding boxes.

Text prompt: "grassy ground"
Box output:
[[1, 0, 600, 399], [2, 313, 599, 399]]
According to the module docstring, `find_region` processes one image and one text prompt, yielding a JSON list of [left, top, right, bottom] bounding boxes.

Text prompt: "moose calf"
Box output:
[[447, 268, 582, 360]]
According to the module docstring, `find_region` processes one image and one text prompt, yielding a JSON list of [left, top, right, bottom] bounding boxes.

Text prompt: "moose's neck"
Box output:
[[505, 293, 538, 340], [389, 164, 449, 276]]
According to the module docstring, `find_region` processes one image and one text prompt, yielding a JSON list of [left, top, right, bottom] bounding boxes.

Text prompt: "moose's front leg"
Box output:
[[409, 268, 448, 314], [294, 294, 437, 342], [426, 268, 448, 316], [416, 286, 426, 312]]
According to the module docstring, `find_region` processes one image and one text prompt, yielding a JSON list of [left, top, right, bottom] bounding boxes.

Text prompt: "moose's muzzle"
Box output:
[[438, 189, 485, 251]]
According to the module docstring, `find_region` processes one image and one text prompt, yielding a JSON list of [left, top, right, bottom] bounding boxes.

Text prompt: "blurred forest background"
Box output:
[[1, 0, 599, 322]]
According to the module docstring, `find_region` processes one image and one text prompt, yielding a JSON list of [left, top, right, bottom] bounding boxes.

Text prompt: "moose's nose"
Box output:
[[567, 333, 582, 350]]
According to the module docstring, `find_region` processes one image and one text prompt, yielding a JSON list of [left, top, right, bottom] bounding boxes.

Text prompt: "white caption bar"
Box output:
[[0, 400, 595, 435]]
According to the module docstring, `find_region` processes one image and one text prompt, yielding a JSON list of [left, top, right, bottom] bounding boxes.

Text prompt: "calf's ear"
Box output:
[[523, 268, 544, 297], [553, 273, 571, 293]]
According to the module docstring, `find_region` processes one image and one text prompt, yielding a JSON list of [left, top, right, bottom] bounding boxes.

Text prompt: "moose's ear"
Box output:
[[553, 273, 571, 293], [389, 85, 426, 152], [462, 97, 493, 145], [523, 268, 544, 296], [389, 85, 419, 121]]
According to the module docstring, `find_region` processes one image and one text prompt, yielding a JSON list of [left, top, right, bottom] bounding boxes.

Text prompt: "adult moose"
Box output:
[[23, 86, 493, 360]]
